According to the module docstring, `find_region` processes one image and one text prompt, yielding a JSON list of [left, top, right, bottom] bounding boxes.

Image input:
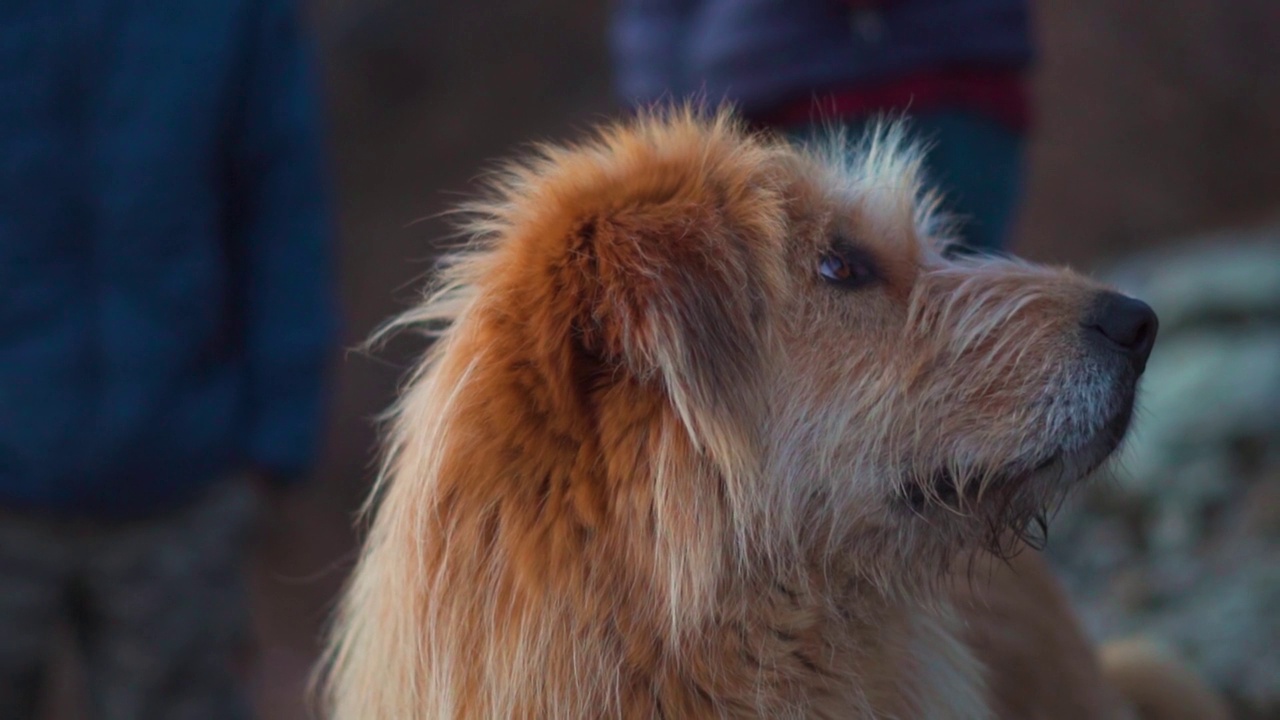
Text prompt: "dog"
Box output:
[[323, 109, 1228, 719]]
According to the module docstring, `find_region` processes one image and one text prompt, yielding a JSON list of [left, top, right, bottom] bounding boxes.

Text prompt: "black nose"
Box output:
[[1083, 291, 1158, 373]]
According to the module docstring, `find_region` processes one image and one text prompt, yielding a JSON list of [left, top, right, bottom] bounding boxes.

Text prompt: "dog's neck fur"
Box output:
[[679, 552, 989, 720], [375, 324, 991, 719]]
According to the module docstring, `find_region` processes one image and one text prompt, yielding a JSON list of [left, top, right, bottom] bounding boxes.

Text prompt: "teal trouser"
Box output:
[[791, 111, 1025, 255]]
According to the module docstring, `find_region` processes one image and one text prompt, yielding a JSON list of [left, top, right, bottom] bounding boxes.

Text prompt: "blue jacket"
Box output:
[[0, 0, 337, 517], [611, 0, 1033, 115]]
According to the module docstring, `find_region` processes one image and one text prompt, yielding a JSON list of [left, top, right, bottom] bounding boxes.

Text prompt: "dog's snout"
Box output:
[[1083, 291, 1158, 372]]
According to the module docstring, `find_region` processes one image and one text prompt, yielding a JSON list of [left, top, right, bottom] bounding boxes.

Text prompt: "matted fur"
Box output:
[[322, 108, 1223, 719]]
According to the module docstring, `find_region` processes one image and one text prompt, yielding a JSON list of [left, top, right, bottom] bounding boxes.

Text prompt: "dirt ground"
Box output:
[[43, 0, 1280, 717]]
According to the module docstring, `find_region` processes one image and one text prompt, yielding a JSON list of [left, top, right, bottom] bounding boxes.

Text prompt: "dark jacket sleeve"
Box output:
[[229, 0, 338, 483]]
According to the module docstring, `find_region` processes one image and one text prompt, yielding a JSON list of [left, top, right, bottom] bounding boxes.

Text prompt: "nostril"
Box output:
[[1130, 314, 1156, 352], [1084, 292, 1159, 368]]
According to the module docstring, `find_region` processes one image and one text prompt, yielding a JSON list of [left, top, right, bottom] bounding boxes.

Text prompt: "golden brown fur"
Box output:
[[323, 109, 1226, 719]]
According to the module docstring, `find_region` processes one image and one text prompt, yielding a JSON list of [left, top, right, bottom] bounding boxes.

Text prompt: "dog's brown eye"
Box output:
[[819, 246, 879, 290]]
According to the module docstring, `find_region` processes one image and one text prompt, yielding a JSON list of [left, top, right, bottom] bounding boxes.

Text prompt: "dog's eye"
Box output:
[[819, 246, 879, 290]]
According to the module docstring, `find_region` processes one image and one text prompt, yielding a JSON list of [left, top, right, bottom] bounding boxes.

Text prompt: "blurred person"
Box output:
[[0, 0, 336, 718], [611, 0, 1033, 254]]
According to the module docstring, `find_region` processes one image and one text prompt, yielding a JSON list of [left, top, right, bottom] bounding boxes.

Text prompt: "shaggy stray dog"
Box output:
[[323, 110, 1228, 719]]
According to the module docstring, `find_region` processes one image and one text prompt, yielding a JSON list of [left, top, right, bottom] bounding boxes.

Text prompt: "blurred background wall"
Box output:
[[46, 0, 1275, 717]]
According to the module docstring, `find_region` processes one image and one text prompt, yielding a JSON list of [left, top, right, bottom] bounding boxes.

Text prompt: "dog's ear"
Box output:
[[558, 201, 769, 453]]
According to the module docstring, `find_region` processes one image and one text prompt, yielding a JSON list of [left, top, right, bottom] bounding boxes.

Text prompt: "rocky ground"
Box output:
[[1048, 232, 1280, 719]]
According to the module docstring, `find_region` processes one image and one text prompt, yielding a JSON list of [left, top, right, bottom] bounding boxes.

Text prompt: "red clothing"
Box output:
[[752, 66, 1031, 133]]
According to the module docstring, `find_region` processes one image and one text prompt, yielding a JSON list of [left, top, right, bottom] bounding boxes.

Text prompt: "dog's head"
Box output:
[[769, 138, 1157, 575], [326, 110, 1158, 717], [400, 108, 1155, 600]]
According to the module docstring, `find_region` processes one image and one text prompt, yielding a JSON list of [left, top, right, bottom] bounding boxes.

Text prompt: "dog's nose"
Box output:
[[1083, 291, 1158, 373]]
